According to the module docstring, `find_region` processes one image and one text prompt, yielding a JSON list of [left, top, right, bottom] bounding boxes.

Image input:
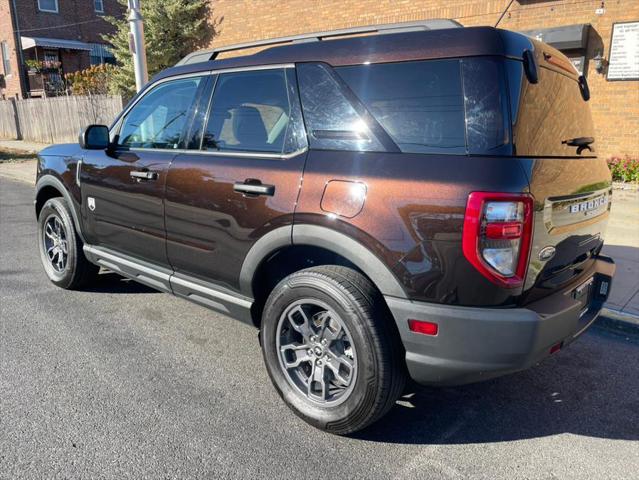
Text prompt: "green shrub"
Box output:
[[607, 155, 639, 183]]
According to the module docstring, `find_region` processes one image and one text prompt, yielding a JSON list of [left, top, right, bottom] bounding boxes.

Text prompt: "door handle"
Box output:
[[130, 170, 158, 181], [233, 180, 275, 196]]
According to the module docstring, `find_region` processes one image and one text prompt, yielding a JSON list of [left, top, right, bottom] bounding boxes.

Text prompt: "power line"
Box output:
[[495, 0, 517, 27], [16, 17, 106, 34]]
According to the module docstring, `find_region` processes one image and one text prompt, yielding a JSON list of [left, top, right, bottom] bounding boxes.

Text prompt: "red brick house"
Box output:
[[0, 0, 124, 99]]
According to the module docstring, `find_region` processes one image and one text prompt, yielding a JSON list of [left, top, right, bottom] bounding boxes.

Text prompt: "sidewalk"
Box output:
[[601, 185, 639, 325], [0, 139, 51, 153], [0, 139, 43, 184], [0, 139, 637, 324]]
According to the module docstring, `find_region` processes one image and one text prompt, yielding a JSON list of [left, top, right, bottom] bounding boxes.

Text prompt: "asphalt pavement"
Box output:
[[1, 176, 638, 480]]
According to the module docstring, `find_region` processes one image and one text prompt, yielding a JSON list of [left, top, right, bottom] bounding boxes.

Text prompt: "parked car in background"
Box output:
[[34, 21, 615, 434]]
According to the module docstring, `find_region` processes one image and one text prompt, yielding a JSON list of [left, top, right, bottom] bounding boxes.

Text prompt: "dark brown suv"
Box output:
[[35, 21, 615, 434]]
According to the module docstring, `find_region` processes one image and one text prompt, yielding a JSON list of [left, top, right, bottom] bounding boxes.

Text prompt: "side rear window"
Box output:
[[337, 60, 466, 154], [202, 68, 306, 154], [335, 58, 510, 155], [461, 58, 510, 154]]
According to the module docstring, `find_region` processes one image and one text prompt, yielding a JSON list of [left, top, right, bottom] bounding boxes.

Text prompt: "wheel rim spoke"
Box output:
[[325, 350, 354, 387], [307, 362, 327, 401], [280, 342, 312, 369], [321, 315, 343, 342], [287, 305, 314, 340], [45, 224, 56, 240]]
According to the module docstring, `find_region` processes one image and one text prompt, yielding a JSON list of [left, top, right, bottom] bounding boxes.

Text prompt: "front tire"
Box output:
[[261, 266, 406, 434], [37, 197, 99, 289]]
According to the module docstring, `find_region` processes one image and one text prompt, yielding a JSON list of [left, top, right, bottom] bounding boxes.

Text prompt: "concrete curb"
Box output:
[[596, 307, 639, 335]]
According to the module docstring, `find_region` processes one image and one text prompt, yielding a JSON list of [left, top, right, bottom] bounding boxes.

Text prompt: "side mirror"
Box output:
[[79, 124, 109, 150]]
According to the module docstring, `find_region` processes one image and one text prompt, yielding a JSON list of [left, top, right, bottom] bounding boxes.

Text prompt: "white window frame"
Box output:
[[37, 0, 59, 13], [94, 0, 104, 13]]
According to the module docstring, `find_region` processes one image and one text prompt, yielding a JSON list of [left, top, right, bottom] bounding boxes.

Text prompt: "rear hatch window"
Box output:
[[506, 60, 596, 157]]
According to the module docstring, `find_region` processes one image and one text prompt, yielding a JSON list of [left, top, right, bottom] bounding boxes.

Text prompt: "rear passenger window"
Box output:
[[202, 69, 297, 154], [337, 60, 466, 154]]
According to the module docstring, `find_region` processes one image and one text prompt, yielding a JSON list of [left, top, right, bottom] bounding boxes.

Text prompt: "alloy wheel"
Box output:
[[42, 214, 69, 273], [276, 299, 357, 406]]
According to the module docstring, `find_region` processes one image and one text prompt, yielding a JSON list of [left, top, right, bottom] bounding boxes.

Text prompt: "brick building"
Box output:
[[0, 0, 123, 98], [207, 0, 638, 160]]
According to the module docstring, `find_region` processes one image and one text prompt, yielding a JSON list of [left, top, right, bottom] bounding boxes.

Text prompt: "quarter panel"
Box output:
[[295, 150, 531, 306]]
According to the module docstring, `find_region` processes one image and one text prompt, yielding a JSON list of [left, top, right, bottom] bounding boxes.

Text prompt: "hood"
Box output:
[[38, 143, 82, 157]]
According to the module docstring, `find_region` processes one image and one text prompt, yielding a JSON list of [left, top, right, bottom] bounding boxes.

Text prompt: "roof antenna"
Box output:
[[494, 0, 516, 28]]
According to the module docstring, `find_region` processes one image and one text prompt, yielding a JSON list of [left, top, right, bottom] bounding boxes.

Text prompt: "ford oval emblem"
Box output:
[[539, 246, 556, 261]]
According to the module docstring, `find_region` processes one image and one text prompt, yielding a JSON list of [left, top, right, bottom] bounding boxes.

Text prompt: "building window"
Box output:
[[37, 0, 59, 13], [94, 0, 104, 13], [1, 41, 11, 76], [89, 43, 115, 65]]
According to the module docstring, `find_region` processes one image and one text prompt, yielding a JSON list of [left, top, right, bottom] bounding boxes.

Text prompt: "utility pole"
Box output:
[[128, 0, 148, 92]]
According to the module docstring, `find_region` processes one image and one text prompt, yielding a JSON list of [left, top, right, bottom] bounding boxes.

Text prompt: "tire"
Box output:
[[37, 197, 99, 290], [261, 265, 406, 434]]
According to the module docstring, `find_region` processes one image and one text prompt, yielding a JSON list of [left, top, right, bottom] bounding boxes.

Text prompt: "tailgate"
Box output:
[[522, 157, 612, 300], [506, 43, 613, 303]]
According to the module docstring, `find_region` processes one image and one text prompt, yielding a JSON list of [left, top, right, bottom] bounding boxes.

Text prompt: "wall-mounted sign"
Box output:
[[607, 21, 639, 81]]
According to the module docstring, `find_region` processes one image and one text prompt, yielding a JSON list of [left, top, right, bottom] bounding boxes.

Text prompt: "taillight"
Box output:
[[462, 192, 534, 288]]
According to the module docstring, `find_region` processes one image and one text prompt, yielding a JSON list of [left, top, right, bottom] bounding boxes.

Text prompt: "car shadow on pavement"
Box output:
[[85, 271, 160, 294], [355, 327, 639, 444]]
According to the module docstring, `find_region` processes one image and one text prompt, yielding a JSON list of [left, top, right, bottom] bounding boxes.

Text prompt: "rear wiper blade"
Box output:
[[562, 137, 594, 154]]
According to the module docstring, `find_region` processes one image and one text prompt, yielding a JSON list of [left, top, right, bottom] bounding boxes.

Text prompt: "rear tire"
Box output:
[[37, 197, 99, 289], [261, 265, 406, 434]]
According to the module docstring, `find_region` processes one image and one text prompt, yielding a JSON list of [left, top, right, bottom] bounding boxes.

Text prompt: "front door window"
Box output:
[[119, 76, 203, 149]]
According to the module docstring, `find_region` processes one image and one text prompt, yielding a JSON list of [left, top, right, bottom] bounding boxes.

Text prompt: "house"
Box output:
[[0, 0, 123, 99]]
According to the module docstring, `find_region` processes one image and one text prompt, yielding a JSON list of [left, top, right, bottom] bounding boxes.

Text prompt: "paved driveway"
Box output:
[[1, 177, 638, 479]]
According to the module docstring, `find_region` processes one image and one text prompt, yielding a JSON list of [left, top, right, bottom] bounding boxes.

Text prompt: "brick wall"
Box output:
[[12, 0, 121, 44], [208, 0, 639, 160], [0, 0, 23, 99]]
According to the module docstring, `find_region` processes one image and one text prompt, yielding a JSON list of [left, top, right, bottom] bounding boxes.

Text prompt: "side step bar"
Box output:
[[83, 245, 254, 325]]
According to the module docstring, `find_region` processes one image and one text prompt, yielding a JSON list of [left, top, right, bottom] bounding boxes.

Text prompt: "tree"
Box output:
[[102, 0, 216, 97], [66, 64, 116, 95]]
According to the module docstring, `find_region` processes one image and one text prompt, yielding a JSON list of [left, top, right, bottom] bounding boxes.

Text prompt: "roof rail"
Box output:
[[176, 19, 463, 66]]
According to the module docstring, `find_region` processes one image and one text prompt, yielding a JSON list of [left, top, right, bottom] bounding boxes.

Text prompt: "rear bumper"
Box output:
[[386, 256, 615, 386]]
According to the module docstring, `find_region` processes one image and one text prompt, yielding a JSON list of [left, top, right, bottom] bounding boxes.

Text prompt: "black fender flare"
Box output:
[[35, 175, 86, 243], [239, 224, 407, 299]]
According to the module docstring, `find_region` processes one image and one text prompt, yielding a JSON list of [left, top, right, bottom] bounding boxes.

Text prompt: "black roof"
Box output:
[[154, 26, 533, 82]]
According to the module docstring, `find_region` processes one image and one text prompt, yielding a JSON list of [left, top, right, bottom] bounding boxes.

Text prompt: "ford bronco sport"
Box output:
[[35, 21, 615, 434]]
